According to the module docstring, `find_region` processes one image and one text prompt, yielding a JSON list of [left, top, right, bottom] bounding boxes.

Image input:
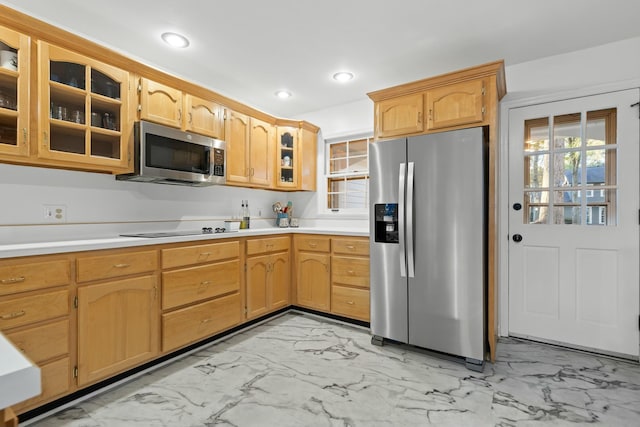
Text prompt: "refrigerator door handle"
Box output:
[[406, 162, 415, 278], [398, 162, 407, 277]]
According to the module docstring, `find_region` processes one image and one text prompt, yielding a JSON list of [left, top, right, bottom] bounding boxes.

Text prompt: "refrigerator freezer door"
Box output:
[[407, 127, 486, 363], [369, 138, 409, 343]]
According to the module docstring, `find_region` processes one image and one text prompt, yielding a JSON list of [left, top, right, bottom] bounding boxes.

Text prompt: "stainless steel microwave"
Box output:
[[117, 121, 226, 186]]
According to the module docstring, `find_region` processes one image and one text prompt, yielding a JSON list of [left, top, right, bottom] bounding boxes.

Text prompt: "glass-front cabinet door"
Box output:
[[37, 42, 131, 172], [276, 126, 298, 189], [0, 25, 30, 158]]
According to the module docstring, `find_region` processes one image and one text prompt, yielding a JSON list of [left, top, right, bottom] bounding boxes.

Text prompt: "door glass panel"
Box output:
[[91, 69, 120, 100], [525, 154, 549, 188], [50, 61, 86, 89], [523, 109, 617, 225], [525, 118, 549, 152], [554, 114, 581, 148]]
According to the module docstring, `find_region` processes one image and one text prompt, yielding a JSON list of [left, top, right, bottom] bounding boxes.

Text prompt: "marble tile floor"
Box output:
[[25, 312, 640, 427]]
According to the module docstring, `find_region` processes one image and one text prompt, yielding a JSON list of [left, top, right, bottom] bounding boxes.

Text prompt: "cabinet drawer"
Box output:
[[162, 293, 241, 352], [77, 249, 158, 282], [162, 260, 240, 310], [331, 286, 370, 321], [0, 259, 70, 296], [294, 235, 330, 252], [332, 238, 369, 256], [5, 320, 69, 364], [162, 241, 239, 269], [247, 236, 290, 255], [331, 256, 370, 288], [13, 357, 70, 414], [0, 290, 69, 330]]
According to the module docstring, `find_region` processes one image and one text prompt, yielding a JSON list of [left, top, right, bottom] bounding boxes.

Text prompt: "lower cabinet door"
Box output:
[[77, 276, 159, 386], [296, 252, 330, 311], [246, 255, 269, 320], [162, 293, 241, 352], [12, 357, 70, 414], [270, 252, 290, 310]]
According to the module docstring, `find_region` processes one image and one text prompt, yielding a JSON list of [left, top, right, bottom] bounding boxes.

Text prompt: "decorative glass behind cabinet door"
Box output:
[[0, 25, 30, 158], [277, 127, 297, 188], [39, 42, 130, 172]]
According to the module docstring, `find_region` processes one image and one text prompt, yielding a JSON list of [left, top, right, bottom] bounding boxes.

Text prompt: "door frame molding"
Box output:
[[498, 78, 640, 337]]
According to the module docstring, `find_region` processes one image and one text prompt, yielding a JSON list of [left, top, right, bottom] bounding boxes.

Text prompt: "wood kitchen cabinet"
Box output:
[[330, 237, 370, 322], [0, 24, 30, 160], [76, 248, 159, 386], [368, 60, 506, 361], [37, 42, 133, 173], [374, 93, 424, 138], [226, 110, 274, 188], [0, 255, 72, 413], [273, 122, 318, 191], [294, 235, 331, 311], [138, 78, 224, 139], [246, 236, 290, 319], [160, 240, 242, 352], [425, 78, 486, 131]]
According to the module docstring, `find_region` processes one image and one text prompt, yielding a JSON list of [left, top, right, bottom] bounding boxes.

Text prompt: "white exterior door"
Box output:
[[508, 89, 640, 359]]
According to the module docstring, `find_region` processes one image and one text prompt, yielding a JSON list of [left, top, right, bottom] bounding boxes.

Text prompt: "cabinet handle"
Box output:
[[22, 128, 27, 144], [201, 318, 211, 324], [153, 285, 158, 300], [1, 276, 25, 284], [308, 242, 318, 248], [200, 280, 211, 286], [347, 270, 355, 275], [178, 109, 182, 122], [428, 109, 433, 122], [43, 131, 48, 147], [199, 252, 211, 258], [250, 168, 255, 177], [346, 245, 355, 250], [346, 301, 355, 305], [1, 310, 26, 320], [113, 263, 130, 268], [188, 112, 193, 124], [418, 111, 422, 124]]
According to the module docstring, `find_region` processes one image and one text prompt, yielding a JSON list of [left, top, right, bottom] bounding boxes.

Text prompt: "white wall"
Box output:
[[0, 162, 308, 243]]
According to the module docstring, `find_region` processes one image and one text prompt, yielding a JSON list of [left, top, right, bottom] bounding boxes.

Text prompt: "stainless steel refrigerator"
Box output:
[[369, 126, 487, 371]]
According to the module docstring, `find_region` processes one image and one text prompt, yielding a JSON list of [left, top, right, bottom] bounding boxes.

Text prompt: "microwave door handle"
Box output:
[[205, 149, 212, 175]]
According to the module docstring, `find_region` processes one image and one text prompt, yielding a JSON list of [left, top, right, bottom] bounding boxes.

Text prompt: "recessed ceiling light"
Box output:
[[332, 71, 354, 82], [161, 32, 190, 48], [275, 90, 292, 99]]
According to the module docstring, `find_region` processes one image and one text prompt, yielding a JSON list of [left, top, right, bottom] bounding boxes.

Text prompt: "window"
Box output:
[[523, 108, 617, 226], [325, 136, 371, 212]]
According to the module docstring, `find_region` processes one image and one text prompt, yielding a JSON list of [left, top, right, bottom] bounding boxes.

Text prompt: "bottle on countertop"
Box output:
[[244, 200, 251, 229], [239, 200, 247, 229]]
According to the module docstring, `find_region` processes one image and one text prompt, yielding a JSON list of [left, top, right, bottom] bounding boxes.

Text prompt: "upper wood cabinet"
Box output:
[[275, 126, 298, 189], [138, 78, 183, 128], [375, 93, 424, 138], [425, 78, 485, 131], [184, 93, 224, 139], [138, 78, 225, 139], [368, 61, 505, 139], [37, 42, 132, 173], [0, 25, 30, 160], [226, 110, 274, 188]]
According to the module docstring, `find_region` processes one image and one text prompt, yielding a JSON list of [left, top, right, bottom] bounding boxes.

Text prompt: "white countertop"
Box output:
[[0, 332, 41, 409], [0, 226, 369, 259]]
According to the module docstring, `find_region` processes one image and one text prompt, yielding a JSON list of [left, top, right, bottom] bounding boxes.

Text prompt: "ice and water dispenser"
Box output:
[[374, 203, 399, 244]]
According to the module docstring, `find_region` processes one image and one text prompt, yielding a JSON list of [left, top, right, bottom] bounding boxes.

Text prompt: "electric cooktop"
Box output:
[[120, 227, 236, 238]]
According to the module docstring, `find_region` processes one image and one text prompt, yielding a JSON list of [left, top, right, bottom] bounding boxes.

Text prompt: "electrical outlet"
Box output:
[[43, 204, 67, 223]]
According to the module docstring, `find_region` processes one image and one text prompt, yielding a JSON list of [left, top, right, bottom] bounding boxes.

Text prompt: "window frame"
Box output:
[[321, 133, 372, 216]]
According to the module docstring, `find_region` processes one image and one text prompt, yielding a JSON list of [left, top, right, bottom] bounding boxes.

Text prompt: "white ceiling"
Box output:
[[2, 0, 640, 118]]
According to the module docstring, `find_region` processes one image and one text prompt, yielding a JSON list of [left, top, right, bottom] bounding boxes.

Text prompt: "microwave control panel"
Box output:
[[212, 148, 225, 177]]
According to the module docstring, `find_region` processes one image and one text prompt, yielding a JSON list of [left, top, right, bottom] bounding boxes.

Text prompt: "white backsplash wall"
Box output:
[[0, 162, 310, 243]]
